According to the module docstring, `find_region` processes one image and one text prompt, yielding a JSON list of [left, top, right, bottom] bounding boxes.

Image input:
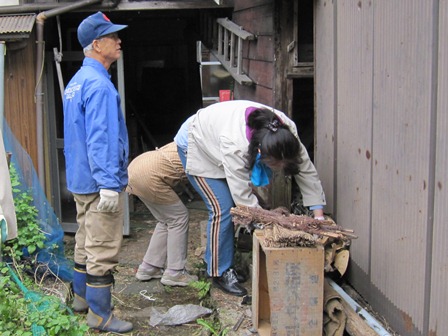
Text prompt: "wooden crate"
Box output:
[[252, 230, 324, 335]]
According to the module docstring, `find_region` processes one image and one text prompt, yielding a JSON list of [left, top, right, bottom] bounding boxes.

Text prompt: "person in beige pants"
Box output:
[[63, 12, 132, 333], [126, 141, 197, 286]]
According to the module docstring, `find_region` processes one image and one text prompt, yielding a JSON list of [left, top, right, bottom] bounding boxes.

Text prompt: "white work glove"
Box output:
[[97, 189, 119, 212]]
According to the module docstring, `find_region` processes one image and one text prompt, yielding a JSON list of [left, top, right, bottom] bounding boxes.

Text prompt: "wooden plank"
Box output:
[[287, 65, 314, 78], [257, 234, 271, 324], [233, 0, 271, 11], [273, 0, 294, 114], [4, 34, 38, 171], [114, 0, 235, 10], [247, 35, 274, 62], [264, 247, 323, 335], [234, 83, 273, 106], [340, 298, 378, 336], [252, 231, 274, 335], [232, 4, 274, 36], [252, 231, 324, 335], [252, 231, 261, 330], [241, 58, 273, 88], [0, 1, 234, 13], [231, 0, 276, 118]]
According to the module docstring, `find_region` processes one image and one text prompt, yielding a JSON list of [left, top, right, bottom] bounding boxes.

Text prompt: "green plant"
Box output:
[[192, 259, 208, 280], [3, 164, 46, 262], [0, 264, 89, 335], [196, 318, 229, 336], [0, 165, 88, 335], [189, 280, 211, 300]]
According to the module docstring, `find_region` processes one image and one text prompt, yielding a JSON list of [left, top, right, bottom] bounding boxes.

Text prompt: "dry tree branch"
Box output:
[[230, 205, 357, 241]]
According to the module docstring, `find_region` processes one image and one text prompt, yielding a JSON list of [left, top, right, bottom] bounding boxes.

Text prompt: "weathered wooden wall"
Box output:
[[4, 33, 37, 172], [315, 1, 447, 335], [231, 0, 275, 106], [273, 0, 295, 115]]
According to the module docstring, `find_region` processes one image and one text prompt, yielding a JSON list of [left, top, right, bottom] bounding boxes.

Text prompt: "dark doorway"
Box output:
[[45, 9, 230, 232], [293, 77, 315, 161]]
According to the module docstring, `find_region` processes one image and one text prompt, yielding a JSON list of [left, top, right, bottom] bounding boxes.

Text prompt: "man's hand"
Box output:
[[97, 189, 119, 212]]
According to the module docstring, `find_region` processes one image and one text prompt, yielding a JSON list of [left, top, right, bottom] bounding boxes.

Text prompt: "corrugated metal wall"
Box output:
[[315, 1, 446, 335], [431, 1, 448, 335]]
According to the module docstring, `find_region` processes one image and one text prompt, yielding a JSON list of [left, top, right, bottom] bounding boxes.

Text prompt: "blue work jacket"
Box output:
[[63, 57, 129, 194]]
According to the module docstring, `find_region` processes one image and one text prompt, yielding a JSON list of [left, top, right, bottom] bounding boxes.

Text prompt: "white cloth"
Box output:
[[0, 128, 17, 240]]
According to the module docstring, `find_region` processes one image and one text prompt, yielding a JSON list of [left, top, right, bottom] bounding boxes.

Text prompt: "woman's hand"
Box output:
[[313, 208, 325, 220]]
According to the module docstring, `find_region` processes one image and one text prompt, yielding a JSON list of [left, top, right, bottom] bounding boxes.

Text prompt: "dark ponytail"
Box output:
[[245, 108, 302, 175]]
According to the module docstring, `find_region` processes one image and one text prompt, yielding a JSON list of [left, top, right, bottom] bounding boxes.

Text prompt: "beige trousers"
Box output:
[[140, 199, 189, 270], [73, 192, 124, 276]]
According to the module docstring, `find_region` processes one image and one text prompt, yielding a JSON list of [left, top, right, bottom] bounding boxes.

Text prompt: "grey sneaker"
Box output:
[[135, 266, 163, 281], [161, 269, 198, 287]]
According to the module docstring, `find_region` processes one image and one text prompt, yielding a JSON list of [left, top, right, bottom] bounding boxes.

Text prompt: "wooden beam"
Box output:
[[0, 1, 234, 13], [287, 65, 315, 78], [113, 0, 234, 10], [340, 298, 378, 336]]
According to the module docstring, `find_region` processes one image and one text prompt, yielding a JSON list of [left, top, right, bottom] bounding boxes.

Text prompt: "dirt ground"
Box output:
[[63, 197, 254, 336], [60, 195, 400, 336]]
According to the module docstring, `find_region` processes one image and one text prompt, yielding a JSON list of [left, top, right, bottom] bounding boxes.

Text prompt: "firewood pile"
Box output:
[[230, 205, 358, 275]]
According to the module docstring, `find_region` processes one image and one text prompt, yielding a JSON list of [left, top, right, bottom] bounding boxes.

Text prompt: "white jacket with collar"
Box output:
[[176, 100, 326, 208]]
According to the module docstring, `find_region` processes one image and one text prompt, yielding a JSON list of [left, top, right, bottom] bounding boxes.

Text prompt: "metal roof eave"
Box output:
[[0, 13, 36, 41], [0, 33, 30, 41]]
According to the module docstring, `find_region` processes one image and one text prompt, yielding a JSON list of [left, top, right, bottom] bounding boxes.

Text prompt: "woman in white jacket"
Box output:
[[174, 100, 326, 296]]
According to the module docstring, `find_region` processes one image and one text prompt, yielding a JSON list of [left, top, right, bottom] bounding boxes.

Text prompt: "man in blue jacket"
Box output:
[[63, 12, 132, 333]]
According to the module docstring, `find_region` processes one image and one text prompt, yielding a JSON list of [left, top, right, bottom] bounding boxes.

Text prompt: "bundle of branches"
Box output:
[[230, 205, 357, 248], [231, 205, 358, 276]]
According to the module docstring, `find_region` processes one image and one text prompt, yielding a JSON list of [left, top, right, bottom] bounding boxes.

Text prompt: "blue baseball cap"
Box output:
[[77, 11, 127, 48]]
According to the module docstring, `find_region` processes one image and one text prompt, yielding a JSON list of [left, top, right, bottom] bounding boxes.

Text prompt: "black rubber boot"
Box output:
[[86, 273, 133, 333]]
